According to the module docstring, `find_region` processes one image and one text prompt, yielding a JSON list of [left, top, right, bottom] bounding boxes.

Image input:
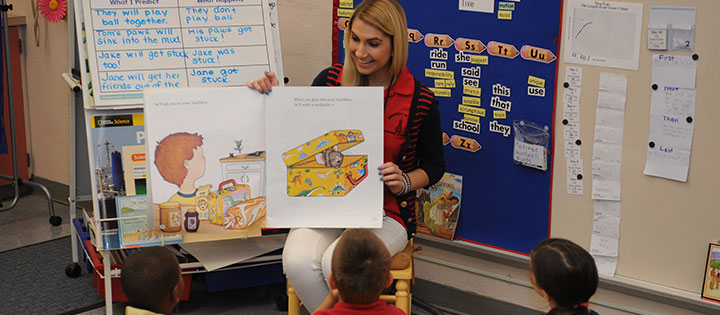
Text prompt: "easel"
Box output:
[[0, 2, 58, 223], [63, 1, 286, 314]]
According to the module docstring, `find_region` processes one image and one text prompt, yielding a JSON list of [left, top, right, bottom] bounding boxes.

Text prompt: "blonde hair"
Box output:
[[341, 0, 408, 87]]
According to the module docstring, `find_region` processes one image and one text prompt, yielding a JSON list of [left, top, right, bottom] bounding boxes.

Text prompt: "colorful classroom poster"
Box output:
[[144, 87, 266, 243], [264, 87, 384, 228]]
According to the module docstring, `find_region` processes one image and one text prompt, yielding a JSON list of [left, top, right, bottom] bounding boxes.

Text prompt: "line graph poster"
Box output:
[[564, 0, 643, 70]]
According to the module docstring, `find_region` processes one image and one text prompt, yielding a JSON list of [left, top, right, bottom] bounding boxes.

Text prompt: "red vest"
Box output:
[[320, 64, 437, 239]]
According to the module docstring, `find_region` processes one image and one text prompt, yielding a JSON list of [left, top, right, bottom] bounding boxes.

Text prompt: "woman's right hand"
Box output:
[[246, 71, 279, 94]]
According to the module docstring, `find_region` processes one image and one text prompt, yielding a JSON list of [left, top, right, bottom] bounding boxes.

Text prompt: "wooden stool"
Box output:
[[287, 239, 415, 314]]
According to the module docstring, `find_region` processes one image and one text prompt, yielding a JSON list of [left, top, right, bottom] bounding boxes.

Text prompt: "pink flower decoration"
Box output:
[[38, 0, 67, 23]]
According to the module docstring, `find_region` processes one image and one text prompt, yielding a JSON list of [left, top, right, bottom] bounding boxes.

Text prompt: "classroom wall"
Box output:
[[415, 0, 720, 312], [274, 0, 718, 312], [415, 238, 710, 314], [9, 0, 70, 185], [552, 0, 720, 294], [276, 0, 332, 86]]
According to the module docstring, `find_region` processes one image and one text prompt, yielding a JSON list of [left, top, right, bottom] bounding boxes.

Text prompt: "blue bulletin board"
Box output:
[[334, 1, 563, 255]]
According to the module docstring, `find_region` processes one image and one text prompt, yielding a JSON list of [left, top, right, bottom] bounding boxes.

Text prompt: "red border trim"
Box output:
[[546, 0, 565, 240], [331, 0, 340, 64]]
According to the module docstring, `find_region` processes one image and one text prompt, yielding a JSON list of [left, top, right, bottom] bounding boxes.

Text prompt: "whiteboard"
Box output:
[[79, 0, 278, 108]]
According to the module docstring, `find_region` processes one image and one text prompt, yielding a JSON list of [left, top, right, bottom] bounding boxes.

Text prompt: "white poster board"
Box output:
[[81, 0, 277, 108], [264, 87, 385, 228]]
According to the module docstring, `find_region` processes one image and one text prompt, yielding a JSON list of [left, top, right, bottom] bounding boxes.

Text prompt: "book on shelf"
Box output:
[[86, 109, 146, 250], [116, 194, 183, 248]]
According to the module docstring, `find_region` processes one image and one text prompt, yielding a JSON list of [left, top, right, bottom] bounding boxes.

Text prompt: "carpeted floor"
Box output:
[[0, 236, 104, 315]]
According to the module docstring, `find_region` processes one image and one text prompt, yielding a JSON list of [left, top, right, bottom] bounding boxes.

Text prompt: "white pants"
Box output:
[[282, 216, 408, 311]]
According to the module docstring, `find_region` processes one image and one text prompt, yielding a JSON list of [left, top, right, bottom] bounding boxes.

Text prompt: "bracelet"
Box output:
[[395, 172, 411, 196]]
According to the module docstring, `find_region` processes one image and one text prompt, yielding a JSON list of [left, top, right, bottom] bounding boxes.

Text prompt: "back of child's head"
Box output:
[[331, 229, 392, 305], [531, 238, 598, 315], [121, 247, 182, 313]]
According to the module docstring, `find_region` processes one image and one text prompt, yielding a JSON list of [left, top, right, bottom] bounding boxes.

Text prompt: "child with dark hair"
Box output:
[[121, 247, 184, 315], [530, 238, 600, 315], [314, 229, 405, 314]]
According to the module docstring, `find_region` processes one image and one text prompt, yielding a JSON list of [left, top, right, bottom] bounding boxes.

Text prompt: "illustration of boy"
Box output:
[[154, 132, 205, 206]]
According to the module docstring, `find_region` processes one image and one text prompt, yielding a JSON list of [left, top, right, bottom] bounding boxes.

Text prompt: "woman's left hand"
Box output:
[[379, 162, 404, 195]]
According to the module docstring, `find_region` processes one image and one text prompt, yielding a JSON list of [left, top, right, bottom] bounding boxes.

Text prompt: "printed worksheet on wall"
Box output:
[[644, 55, 698, 182]]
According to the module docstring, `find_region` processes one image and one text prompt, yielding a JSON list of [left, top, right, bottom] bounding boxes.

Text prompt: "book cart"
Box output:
[[63, 1, 286, 314]]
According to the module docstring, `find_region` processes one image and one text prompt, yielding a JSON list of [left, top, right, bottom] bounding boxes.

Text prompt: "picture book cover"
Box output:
[[116, 194, 183, 248], [415, 172, 463, 240], [264, 87, 384, 228], [144, 87, 267, 244], [85, 109, 146, 250], [702, 243, 720, 303]]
